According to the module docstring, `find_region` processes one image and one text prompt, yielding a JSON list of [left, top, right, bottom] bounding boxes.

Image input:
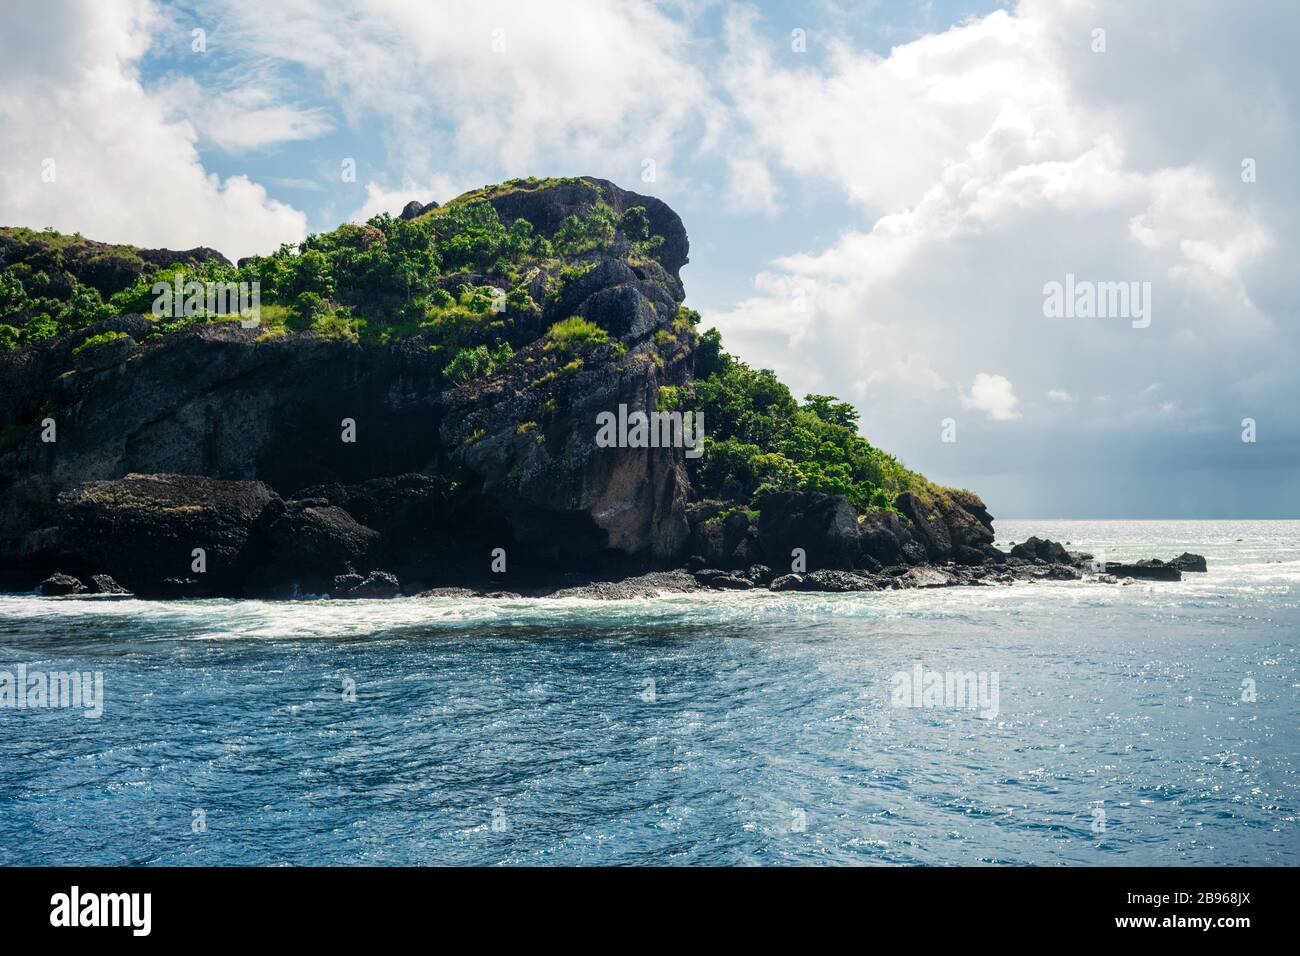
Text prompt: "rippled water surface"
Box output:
[[1, 520, 1296, 865]]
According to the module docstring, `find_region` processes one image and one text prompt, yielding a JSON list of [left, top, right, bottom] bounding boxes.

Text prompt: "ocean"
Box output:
[[1, 520, 1296, 866]]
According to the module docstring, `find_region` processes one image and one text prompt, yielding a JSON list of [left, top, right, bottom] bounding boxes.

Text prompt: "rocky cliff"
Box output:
[[0, 176, 1038, 598]]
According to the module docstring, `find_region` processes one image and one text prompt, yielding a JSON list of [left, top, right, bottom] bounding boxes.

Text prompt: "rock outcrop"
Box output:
[[1170, 552, 1208, 573], [0, 177, 1203, 599], [0, 178, 696, 594], [1104, 559, 1182, 581]]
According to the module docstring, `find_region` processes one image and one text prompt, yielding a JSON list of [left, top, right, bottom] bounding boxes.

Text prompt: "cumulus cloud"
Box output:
[[705, 0, 1300, 515], [0, 0, 308, 261], [962, 373, 1022, 421], [207, 0, 720, 195], [3, 0, 1295, 516], [155, 78, 334, 153]]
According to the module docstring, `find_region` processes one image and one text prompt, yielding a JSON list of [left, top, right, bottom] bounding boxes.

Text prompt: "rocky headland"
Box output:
[[0, 177, 1203, 599]]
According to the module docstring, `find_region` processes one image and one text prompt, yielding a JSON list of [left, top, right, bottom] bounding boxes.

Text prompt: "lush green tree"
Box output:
[[0, 272, 28, 320], [689, 328, 924, 513], [803, 393, 859, 430]]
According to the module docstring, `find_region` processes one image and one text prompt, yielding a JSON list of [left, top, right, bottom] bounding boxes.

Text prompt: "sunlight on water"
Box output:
[[1, 521, 1296, 865]]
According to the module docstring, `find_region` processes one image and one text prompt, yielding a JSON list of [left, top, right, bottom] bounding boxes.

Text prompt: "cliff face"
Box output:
[[0, 178, 694, 594], [0, 176, 1001, 597]]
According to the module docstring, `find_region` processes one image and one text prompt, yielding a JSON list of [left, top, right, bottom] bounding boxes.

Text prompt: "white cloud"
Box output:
[[156, 79, 334, 153], [707, 0, 1298, 513], [208, 0, 720, 193], [1046, 389, 1072, 403], [724, 156, 779, 214], [0, 0, 308, 262], [962, 373, 1022, 421], [352, 176, 467, 223]]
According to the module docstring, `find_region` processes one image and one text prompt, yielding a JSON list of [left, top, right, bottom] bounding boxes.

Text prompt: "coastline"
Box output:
[[16, 542, 1206, 602]]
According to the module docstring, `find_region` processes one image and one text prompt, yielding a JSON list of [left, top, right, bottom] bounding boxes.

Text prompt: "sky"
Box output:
[[1, 0, 1296, 518]]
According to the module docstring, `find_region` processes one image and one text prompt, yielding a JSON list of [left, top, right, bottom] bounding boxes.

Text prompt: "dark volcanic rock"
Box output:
[[1105, 559, 1182, 581], [980, 544, 1009, 564], [541, 569, 699, 599], [757, 491, 859, 572], [898, 566, 957, 589], [73, 335, 137, 372], [483, 178, 689, 279], [332, 570, 401, 599], [894, 489, 995, 562], [769, 573, 803, 592], [953, 544, 989, 566], [857, 508, 913, 566], [1010, 536, 1071, 564], [799, 569, 881, 592], [247, 499, 381, 597], [292, 474, 459, 582], [440, 325, 692, 566], [686, 502, 761, 570], [87, 573, 129, 594], [50, 474, 277, 596], [901, 541, 928, 564], [0, 179, 698, 586], [39, 572, 84, 596], [1170, 552, 1208, 572], [707, 573, 753, 590], [894, 492, 951, 559]]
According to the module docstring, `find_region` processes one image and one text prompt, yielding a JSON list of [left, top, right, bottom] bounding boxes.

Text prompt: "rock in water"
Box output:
[[1010, 536, 1072, 564], [333, 570, 401, 599], [39, 572, 85, 595], [899, 566, 957, 589], [51, 474, 278, 597], [87, 574, 129, 594], [1170, 552, 1208, 572], [1105, 559, 1182, 581]]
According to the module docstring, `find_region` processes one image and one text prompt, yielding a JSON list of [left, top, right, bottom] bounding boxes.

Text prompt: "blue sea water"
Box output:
[[0, 520, 1296, 866]]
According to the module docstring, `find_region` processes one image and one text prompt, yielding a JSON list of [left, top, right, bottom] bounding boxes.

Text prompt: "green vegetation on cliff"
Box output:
[[1, 177, 950, 521], [688, 327, 931, 514], [0, 189, 663, 391]]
